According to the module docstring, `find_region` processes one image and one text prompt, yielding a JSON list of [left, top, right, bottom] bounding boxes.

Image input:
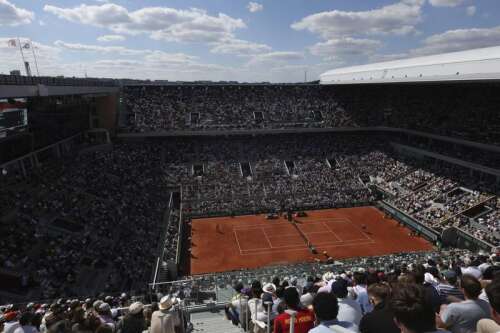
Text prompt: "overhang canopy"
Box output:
[[320, 46, 500, 84]]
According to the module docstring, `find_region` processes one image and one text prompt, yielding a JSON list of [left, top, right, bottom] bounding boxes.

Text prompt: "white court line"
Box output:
[[232, 219, 347, 231], [232, 222, 296, 230], [267, 232, 303, 238], [312, 238, 371, 245], [239, 240, 376, 256], [321, 222, 342, 242], [267, 230, 328, 238], [240, 239, 376, 254], [233, 230, 243, 254], [342, 216, 373, 241], [262, 228, 274, 249], [234, 216, 374, 254]]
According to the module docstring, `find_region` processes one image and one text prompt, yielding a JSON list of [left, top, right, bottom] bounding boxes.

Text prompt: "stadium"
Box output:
[[1, 2, 500, 333]]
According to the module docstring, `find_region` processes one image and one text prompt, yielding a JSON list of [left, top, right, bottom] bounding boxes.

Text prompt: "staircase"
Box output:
[[190, 311, 242, 333]]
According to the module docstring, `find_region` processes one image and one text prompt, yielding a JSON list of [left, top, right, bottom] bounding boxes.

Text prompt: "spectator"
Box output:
[[414, 265, 441, 313], [116, 302, 146, 333], [226, 282, 248, 328], [359, 283, 399, 333], [13, 312, 39, 333], [273, 287, 314, 333], [352, 272, 372, 314], [477, 279, 500, 333], [96, 304, 115, 332], [437, 270, 464, 304], [390, 283, 447, 333], [309, 292, 358, 333], [437, 275, 490, 333], [3, 312, 20, 333], [330, 279, 362, 326], [150, 296, 180, 333]]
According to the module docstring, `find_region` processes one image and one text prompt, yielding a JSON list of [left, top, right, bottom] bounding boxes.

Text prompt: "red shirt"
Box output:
[[273, 308, 315, 333]]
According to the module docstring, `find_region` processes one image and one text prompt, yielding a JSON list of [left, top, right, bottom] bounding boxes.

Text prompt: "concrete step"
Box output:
[[190, 311, 242, 333]]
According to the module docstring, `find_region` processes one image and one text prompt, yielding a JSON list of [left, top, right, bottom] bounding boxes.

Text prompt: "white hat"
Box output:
[[322, 272, 335, 282], [98, 303, 111, 312], [263, 283, 277, 294], [93, 300, 103, 309], [424, 273, 438, 286], [300, 293, 314, 307], [129, 302, 144, 315], [159, 296, 178, 311], [461, 267, 482, 279]]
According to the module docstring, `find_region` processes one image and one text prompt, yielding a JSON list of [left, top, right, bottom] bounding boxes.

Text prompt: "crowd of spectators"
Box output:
[[122, 85, 356, 132], [0, 293, 185, 333], [0, 145, 170, 303], [5, 249, 500, 333], [122, 84, 500, 147], [221, 249, 500, 333], [1, 132, 499, 306]]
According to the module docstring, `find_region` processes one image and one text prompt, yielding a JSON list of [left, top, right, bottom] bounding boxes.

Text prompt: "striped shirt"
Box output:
[[437, 283, 464, 304]]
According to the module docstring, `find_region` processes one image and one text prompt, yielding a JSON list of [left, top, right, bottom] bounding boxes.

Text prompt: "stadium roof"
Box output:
[[320, 46, 500, 85]]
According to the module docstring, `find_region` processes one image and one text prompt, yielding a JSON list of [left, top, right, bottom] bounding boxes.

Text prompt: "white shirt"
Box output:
[[13, 326, 39, 333], [352, 285, 372, 314], [337, 298, 362, 326], [248, 298, 264, 321], [3, 322, 21, 333]]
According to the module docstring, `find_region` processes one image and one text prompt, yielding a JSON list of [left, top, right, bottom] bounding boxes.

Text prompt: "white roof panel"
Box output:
[[320, 46, 500, 84]]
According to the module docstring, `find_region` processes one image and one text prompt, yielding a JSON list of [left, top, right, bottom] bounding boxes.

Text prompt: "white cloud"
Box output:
[[466, 6, 477, 16], [428, 0, 464, 7], [210, 38, 271, 55], [44, 3, 246, 44], [54, 40, 147, 56], [376, 25, 500, 61], [143, 51, 199, 65], [412, 26, 500, 56], [247, 2, 263, 13], [309, 37, 382, 60], [97, 34, 126, 42], [291, 0, 425, 39], [0, 0, 34, 26], [247, 51, 304, 67]]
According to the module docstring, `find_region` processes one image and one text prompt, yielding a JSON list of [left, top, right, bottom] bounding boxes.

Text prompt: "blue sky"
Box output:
[[0, 0, 500, 82]]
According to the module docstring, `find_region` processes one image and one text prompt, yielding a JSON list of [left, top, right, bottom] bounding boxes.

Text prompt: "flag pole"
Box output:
[[17, 37, 28, 75], [29, 39, 40, 76]]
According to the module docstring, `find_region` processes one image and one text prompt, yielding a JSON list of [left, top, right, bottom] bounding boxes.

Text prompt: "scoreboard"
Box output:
[[0, 101, 28, 139]]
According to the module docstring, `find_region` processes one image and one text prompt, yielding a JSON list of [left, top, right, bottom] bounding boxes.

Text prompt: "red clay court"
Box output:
[[190, 206, 434, 275]]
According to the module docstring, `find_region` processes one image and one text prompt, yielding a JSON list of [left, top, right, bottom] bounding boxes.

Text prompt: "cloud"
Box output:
[[143, 51, 199, 65], [247, 51, 304, 67], [44, 3, 246, 44], [291, 0, 425, 39], [309, 37, 382, 60], [412, 26, 500, 56], [0, 0, 34, 26], [97, 34, 126, 42], [54, 40, 148, 56], [376, 25, 500, 61], [247, 2, 263, 13], [210, 38, 271, 55], [466, 6, 476, 16], [428, 0, 464, 7]]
